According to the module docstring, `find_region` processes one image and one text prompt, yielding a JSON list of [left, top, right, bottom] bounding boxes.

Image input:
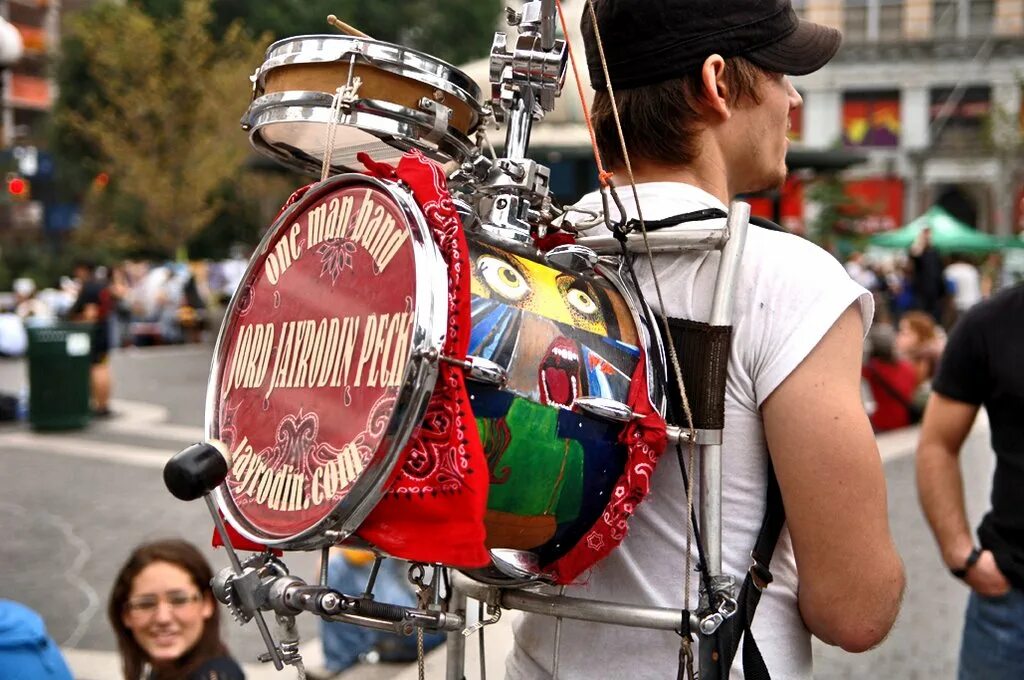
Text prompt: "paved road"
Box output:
[[0, 345, 997, 679]]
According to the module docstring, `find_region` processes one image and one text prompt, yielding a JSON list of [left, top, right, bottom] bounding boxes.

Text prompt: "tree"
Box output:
[[58, 0, 267, 259], [139, 0, 502, 66]]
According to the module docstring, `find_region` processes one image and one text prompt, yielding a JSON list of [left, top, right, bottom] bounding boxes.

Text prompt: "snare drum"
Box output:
[[209, 174, 665, 576], [245, 35, 484, 177]]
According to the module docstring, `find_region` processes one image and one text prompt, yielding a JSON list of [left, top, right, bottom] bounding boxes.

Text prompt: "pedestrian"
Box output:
[[108, 538, 245, 680], [506, 1, 904, 678], [0, 599, 74, 679], [916, 281, 1024, 680], [307, 549, 444, 679], [68, 259, 114, 417], [944, 254, 982, 325], [895, 310, 945, 399], [862, 323, 921, 430], [908, 227, 947, 322]]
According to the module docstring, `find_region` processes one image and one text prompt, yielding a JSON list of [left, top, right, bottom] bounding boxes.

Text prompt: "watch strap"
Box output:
[[951, 546, 982, 579]]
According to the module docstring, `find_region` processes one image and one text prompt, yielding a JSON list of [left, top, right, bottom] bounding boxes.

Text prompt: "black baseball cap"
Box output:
[[582, 0, 842, 91]]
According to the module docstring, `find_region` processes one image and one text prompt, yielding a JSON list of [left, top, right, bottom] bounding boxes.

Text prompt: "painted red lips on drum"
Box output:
[[539, 337, 583, 409]]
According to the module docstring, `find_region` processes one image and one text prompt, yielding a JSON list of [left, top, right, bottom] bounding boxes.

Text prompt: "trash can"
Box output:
[[26, 322, 93, 431]]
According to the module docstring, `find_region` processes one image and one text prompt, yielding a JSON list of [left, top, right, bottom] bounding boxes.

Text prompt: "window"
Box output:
[[843, 91, 901, 147], [968, 0, 995, 35], [879, 0, 905, 41], [844, 0, 870, 42], [933, 0, 959, 38], [930, 85, 991, 149]]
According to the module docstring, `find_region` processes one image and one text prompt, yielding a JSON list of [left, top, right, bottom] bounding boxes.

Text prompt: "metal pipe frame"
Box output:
[[576, 226, 730, 254], [699, 202, 750, 580], [451, 572, 700, 633]]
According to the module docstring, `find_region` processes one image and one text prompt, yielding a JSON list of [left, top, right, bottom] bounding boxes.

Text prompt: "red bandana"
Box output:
[[354, 151, 490, 568], [547, 351, 668, 584]]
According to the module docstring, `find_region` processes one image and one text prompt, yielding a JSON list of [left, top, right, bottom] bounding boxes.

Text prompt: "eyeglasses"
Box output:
[[124, 590, 203, 617]]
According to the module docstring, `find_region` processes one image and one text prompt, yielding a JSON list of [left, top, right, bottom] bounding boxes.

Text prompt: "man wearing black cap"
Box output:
[[507, 1, 904, 678]]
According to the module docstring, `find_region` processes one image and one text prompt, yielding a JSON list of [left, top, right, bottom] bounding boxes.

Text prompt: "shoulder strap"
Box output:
[[864, 362, 916, 413], [705, 460, 785, 680]]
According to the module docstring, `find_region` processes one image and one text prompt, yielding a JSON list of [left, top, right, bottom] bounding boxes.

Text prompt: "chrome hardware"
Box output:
[[544, 244, 600, 272], [575, 397, 634, 423]]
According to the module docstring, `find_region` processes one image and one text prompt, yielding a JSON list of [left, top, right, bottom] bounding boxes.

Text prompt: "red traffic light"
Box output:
[[7, 176, 26, 196]]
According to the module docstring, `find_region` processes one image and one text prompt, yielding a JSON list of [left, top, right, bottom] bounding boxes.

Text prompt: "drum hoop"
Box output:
[[246, 94, 477, 176], [593, 260, 668, 416], [207, 173, 449, 549], [256, 35, 482, 114]]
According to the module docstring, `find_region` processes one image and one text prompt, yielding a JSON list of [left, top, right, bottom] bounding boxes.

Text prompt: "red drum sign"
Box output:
[[211, 180, 419, 541]]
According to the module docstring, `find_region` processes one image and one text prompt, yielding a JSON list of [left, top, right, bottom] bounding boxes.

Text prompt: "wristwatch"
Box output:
[[951, 547, 982, 579]]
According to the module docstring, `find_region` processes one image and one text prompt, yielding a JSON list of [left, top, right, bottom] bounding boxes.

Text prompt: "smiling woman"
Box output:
[[108, 539, 244, 680]]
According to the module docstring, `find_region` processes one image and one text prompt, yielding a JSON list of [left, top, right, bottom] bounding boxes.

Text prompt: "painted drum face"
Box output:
[[466, 240, 643, 564], [212, 181, 418, 540]]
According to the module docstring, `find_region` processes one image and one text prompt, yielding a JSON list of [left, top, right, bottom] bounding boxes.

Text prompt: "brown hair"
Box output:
[[108, 539, 228, 680], [900, 311, 937, 343], [591, 57, 767, 170]]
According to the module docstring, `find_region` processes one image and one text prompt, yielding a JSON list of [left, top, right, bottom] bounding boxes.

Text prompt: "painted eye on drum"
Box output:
[[565, 288, 599, 316], [477, 255, 530, 301]]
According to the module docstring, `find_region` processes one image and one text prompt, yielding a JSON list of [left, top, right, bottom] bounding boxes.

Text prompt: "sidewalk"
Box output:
[[59, 419, 944, 680]]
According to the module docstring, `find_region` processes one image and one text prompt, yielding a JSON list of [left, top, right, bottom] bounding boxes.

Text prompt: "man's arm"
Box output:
[[916, 393, 1009, 597], [761, 304, 904, 653]]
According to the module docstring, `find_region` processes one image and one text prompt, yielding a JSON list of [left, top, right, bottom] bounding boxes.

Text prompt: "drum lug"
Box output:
[[419, 97, 452, 144], [439, 353, 508, 387], [574, 397, 634, 423]]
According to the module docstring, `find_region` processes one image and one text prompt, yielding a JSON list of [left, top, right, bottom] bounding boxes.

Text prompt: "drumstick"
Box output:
[[326, 14, 371, 38]]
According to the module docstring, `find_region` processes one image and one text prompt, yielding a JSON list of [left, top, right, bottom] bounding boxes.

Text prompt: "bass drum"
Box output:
[[208, 174, 449, 549]]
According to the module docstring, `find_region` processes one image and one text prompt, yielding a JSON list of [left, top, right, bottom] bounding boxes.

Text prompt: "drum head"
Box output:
[[208, 174, 447, 548]]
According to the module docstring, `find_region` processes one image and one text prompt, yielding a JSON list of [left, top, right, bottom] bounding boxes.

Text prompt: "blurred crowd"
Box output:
[[853, 230, 1024, 432], [0, 249, 250, 358]]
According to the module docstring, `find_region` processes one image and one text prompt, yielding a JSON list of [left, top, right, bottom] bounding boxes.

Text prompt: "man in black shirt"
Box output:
[[68, 260, 114, 417], [909, 227, 948, 323], [917, 282, 1024, 679]]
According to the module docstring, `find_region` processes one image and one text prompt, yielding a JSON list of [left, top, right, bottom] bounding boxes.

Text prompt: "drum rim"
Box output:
[[256, 34, 483, 115], [245, 92, 478, 176], [593, 260, 668, 416], [207, 173, 449, 549]]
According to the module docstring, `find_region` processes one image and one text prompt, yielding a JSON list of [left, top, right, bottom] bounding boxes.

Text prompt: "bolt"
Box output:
[[321, 592, 341, 612]]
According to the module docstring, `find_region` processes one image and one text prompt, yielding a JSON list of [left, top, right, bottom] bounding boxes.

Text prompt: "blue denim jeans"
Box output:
[[958, 587, 1024, 680], [321, 556, 444, 673]]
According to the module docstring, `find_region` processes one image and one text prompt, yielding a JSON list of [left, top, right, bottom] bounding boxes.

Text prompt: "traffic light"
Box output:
[[6, 174, 28, 200]]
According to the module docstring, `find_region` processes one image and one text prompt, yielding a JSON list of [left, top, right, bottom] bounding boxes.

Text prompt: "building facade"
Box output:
[[467, 0, 1024, 238], [794, 0, 1024, 236]]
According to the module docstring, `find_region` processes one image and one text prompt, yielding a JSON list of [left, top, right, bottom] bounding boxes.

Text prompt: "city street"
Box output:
[[0, 344, 995, 679]]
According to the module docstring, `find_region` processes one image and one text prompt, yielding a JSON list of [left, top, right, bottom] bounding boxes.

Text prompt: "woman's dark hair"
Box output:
[[108, 538, 227, 680], [591, 57, 766, 170]]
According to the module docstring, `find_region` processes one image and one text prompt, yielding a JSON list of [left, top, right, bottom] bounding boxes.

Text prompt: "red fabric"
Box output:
[[548, 352, 668, 584], [211, 517, 282, 556], [355, 151, 490, 568], [863, 357, 919, 431], [533, 230, 576, 251], [274, 183, 315, 221]]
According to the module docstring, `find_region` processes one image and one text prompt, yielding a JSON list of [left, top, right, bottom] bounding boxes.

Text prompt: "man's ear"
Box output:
[[700, 54, 731, 120]]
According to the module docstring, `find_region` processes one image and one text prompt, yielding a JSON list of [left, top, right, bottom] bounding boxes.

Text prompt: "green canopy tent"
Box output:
[[998, 234, 1024, 249], [869, 206, 1003, 253]]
